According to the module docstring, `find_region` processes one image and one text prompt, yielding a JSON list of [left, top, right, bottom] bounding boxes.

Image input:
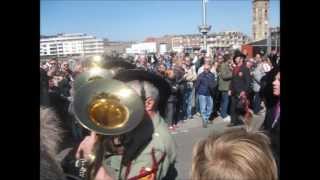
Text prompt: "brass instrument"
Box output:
[[73, 78, 144, 135], [73, 55, 135, 92], [73, 67, 113, 92], [72, 78, 145, 179], [73, 55, 114, 91], [72, 56, 144, 179]]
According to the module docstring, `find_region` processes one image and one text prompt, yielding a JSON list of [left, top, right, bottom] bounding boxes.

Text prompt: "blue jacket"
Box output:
[[195, 71, 216, 96]]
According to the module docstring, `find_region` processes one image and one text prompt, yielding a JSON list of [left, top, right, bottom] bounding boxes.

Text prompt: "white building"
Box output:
[[207, 31, 251, 51], [40, 33, 104, 57], [170, 31, 251, 54], [159, 43, 168, 54], [126, 42, 157, 54]]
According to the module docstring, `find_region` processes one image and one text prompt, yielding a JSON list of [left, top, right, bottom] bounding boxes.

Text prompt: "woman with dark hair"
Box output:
[[164, 69, 180, 131], [261, 67, 280, 177]]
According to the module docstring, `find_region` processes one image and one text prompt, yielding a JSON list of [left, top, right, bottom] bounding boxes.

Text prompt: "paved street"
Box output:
[[172, 112, 265, 180]]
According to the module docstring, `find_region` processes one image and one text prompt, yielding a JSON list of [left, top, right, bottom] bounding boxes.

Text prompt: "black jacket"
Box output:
[[58, 77, 71, 98], [268, 53, 279, 68], [230, 64, 251, 96], [263, 103, 280, 171], [260, 67, 280, 109], [165, 77, 179, 102]]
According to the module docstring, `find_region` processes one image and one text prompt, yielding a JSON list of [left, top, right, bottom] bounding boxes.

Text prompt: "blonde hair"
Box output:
[[191, 129, 277, 180]]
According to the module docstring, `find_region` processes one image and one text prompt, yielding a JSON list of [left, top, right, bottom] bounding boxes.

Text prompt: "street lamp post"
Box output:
[[198, 0, 211, 52]]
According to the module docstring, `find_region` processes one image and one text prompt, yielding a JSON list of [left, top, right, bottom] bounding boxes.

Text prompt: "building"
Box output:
[[154, 35, 174, 53], [207, 31, 251, 53], [123, 31, 250, 55], [252, 0, 269, 41], [242, 26, 280, 58], [40, 33, 104, 58], [171, 34, 202, 53], [268, 27, 280, 52], [170, 31, 251, 54], [126, 42, 157, 54], [103, 40, 134, 56]]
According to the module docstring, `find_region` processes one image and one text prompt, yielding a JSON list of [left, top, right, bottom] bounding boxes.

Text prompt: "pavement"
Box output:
[[171, 111, 265, 180]]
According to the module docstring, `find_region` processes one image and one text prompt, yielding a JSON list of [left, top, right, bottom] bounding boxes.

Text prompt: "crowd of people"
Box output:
[[40, 48, 280, 180], [131, 49, 279, 130]]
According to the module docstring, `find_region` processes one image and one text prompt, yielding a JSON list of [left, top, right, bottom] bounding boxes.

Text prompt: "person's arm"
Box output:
[[195, 74, 202, 93], [242, 68, 251, 92], [229, 71, 235, 95]]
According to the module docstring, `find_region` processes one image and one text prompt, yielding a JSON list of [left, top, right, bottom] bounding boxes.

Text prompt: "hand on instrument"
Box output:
[[76, 132, 98, 160], [94, 166, 114, 180]]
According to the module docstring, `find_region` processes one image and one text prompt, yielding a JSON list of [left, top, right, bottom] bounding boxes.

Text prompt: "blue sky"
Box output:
[[41, 0, 280, 41]]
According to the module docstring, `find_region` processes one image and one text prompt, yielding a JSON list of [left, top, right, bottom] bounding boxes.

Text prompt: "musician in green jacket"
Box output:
[[75, 69, 177, 180]]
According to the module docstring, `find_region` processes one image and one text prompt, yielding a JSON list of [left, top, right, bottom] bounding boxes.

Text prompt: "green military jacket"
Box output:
[[218, 61, 233, 92], [102, 112, 177, 180]]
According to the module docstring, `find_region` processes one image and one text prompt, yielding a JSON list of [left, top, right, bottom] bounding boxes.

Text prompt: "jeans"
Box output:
[[198, 95, 213, 123], [183, 88, 193, 119], [220, 91, 230, 118], [195, 93, 200, 114], [252, 92, 262, 114]]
